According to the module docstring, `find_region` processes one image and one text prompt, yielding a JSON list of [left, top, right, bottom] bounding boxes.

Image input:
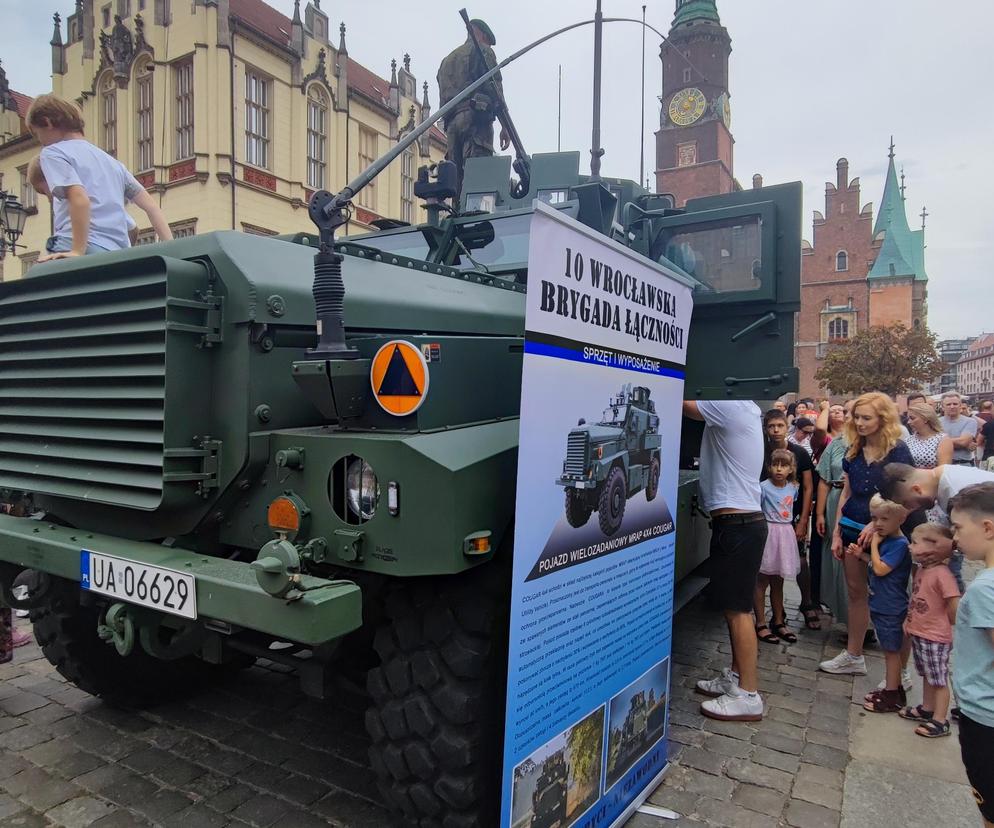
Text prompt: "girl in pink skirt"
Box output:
[[754, 448, 801, 644]]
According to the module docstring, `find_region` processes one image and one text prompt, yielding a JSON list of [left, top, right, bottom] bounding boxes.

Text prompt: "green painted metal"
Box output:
[[0, 514, 361, 645], [869, 151, 928, 282], [672, 0, 720, 28]]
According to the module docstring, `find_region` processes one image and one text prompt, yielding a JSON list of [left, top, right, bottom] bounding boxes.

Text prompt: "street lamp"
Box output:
[[0, 190, 27, 260]]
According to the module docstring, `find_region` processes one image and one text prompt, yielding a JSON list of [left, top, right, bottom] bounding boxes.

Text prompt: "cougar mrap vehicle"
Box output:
[[557, 384, 660, 536], [0, 35, 800, 826]]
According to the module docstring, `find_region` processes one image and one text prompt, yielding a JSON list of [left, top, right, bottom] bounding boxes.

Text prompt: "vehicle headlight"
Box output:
[[347, 458, 380, 520]]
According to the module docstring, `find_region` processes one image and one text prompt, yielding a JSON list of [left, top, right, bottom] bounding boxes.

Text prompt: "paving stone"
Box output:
[[675, 747, 725, 775], [0, 792, 26, 820], [800, 742, 849, 771], [162, 804, 231, 828], [701, 718, 757, 740], [693, 796, 779, 828], [804, 728, 848, 751], [703, 733, 753, 759], [6, 766, 80, 811], [98, 770, 159, 808], [1, 809, 50, 827], [755, 719, 806, 741], [724, 759, 794, 794], [750, 746, 800, 775], [22, 705, 73, 728], [230, 793, 289, 827], [0, 753, 31, 782], [662, 765, 735, 799], [0, 716, 26, 736], [90, 810, 152, 827], [0, 692, 50, 716], [751, 732, 804, 756], [72, 764, 132, 794], [731, 782, 788, 816], [668, 725, 705, 748], [765, 706, 806, 727], [669, 708, 707, 729], [20, 738, 70, 769], [205, 782, 255, 814], [133, 788, 194, 822], [784, 797, 840, 828], [792, 777, 843, 810], [0, 725, 54, 752], [762, 694, 810, 716], [647, 786, 700, 815], [310, 790, 396, 828], [278, 773, 330, 806], [796, 762, 844, 791], [44, 796, 118, 827]]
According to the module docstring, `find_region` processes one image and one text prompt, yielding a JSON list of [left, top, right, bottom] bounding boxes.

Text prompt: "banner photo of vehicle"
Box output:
[[502, 203, 693, 828]]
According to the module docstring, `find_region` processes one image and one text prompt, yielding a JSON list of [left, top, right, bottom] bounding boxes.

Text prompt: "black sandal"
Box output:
[[915, 719, 951, 738], [899, 705, 934, 722], [770, 622, 797, 644], [755, 624, 780, 644], [799, 604, 822, 630]]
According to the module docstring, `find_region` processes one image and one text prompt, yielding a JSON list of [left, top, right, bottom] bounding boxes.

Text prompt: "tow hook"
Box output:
[[97, 603, 136, 656]]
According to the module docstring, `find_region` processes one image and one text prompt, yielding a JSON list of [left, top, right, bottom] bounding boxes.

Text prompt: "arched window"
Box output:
[[99, 72, 117, 156], [836, 250, 848, 271], [135, 59, 154, 172], [828, 317, 849, 341], [306, 85, 328, 189]]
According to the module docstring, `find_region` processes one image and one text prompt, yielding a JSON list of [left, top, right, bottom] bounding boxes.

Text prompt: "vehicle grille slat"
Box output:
[[0, 268, 170, 509], [564, 432, 588, 476]]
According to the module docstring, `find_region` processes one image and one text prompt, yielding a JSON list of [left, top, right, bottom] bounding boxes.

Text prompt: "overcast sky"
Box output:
[[3, 1, 991, 339]]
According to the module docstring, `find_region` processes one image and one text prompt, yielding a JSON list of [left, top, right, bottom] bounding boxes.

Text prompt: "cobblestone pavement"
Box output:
[[1, 595, 846, 828]]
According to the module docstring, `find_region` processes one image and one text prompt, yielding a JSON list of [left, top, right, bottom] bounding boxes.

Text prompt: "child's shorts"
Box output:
[[910, 634, 951, 687], [960, 713, 994, 823], [869, 611, 905, 652]]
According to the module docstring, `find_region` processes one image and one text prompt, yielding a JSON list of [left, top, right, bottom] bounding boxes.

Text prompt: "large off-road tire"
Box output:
[[564, 488, 593, 528], [598, 465, 627, 536], [366, 563, 509, 827], [29, 578, 246, 707], [645, 456, 661, 502]]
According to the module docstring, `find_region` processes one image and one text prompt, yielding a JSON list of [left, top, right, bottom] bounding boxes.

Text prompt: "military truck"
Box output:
[[530, 749, 568, 828], [556, 384, 660, 536], [0, 66, 799, 828]]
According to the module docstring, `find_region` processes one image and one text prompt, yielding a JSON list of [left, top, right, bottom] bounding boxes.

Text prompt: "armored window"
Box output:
[[401, 148, 414, 222], [18, 165, 36, 212], [174, 59, 194, 161], [136, 62, 154, 172], [245, 70, 270, 169], [100, 73, 117, 156], [357, 127, 377, 209], [306, 86, 328, 190], [828, 317, 849, 341], [836, 250, 848, 271]]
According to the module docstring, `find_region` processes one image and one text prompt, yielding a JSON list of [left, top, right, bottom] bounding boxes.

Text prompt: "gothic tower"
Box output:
[[655, 0, 734, 206]]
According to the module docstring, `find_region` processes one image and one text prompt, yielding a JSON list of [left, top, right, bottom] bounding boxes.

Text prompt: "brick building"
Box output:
[[957, 334, 994, 401], [655, 0, 737, 206], [795, 145, 929, 398]]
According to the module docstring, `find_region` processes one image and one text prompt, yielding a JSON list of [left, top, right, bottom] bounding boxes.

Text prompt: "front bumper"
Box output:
[[555, 476, 593, 489], [0, 515, 361, 646]]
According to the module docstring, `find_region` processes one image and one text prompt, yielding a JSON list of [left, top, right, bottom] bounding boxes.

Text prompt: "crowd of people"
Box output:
[[686, 391, 994, 828]]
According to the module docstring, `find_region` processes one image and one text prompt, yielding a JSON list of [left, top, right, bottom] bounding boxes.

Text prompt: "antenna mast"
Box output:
[[590, 0, 604, 179]]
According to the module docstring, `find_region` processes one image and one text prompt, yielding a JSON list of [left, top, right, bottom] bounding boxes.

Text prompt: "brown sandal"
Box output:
[[863, 688, 905, 713], [755, 624, 780, 644]]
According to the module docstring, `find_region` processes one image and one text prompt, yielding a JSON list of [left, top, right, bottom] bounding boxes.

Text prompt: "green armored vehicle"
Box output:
[[557, 384, 660, 535], [0, 48, 800, 828], [530, 749, 568, 828]]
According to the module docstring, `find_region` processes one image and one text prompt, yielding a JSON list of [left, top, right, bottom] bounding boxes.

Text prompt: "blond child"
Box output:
[[24, 94, 171, 261], [899, 523, 960, 737], [754, 448, 800, 645], [851, 495, 912, 713]]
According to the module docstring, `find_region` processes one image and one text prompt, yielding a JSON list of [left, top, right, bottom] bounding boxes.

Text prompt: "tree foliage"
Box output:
[[567, 712, 604, 781], [814, 323, 944, 397]]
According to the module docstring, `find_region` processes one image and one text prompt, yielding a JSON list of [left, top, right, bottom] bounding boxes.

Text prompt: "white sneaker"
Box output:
[[819, 649, 867, 675], [700, 689, 764, 722], [695, 668, 738, 698], [876, 668, 913, 692]]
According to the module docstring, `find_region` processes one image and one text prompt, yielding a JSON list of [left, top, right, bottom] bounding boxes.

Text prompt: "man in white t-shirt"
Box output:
[[682, 399, 766, 722]]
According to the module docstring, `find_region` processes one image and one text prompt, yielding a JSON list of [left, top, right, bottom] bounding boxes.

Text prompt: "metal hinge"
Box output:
[[164, 438, 222, 497], [166, 289, 224, 348]]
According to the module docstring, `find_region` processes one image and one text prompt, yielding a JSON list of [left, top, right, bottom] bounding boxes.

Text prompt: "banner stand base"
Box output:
[[608, 762, 677, 827], [637, 803, 681, 820]]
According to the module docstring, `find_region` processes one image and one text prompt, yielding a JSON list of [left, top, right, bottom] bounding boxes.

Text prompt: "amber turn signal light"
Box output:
[[268, 496, 302, 534]]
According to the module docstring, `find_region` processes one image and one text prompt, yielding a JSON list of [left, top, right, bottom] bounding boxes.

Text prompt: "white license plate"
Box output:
[[81, 551, 197, 620]]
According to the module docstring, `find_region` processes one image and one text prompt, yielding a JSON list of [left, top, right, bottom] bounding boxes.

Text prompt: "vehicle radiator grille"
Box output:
[[564, 431, 588, 476], [0, 270, 167, 510]]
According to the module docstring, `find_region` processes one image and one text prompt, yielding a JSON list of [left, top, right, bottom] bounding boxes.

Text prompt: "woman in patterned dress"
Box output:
[[904, 403, 953, 471]]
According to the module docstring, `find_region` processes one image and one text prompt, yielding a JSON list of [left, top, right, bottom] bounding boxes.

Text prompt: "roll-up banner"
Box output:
[[502, 202, 693, 828]]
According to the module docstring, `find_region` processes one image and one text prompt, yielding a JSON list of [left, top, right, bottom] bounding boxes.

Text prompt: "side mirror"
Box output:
[[577, 418, 586, 426]]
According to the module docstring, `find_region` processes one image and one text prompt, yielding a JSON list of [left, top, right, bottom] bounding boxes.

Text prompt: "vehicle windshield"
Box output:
[[653, 214, 763, 294], [454, 213, 532, 271], [601, 405, 628, 425], [347, 228, 431, 261]]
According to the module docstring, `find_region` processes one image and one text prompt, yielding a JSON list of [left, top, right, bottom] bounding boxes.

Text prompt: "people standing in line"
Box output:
[[899, 523, 960, 738], [762, 409, 820, 631], [24, 94, 172, 261], [940, 392, 979, 467], [902, 392, 928, 429], [683, 400, 766, 722], [816, 401, 851, 625], [852, 495, 912, 713], [820, 392, 913, 676], [905, 403, 954, 522], [754, 449, 801, 645], [946, 484, 994, 828], [980, 401, 994, 472], [788, 416, 816, 458]]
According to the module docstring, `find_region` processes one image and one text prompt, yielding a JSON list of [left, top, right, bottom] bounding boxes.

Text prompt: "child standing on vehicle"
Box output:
[[754, 448, 800, 645], [855, 494, 912, 713], [900, 523, 960, 737], [947, 483, 994, 828]]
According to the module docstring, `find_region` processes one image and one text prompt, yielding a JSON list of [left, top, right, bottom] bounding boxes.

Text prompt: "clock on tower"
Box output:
[[655, 0, 735, 207]]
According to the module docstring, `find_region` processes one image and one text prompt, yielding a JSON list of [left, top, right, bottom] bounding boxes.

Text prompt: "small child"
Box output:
[[899, 523, 960, 737], [24, 94, 171, 260], [853, 494, 912, 713], [948, 483, 994, 828], [754, 448, 800, 645]]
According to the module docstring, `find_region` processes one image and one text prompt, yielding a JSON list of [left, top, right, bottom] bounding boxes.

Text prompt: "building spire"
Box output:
[[900, 166, 906, 200], [338, 22, 347, 55], [51, 12, 63, 46], [888, 136, 895, 159], [920, 205, 929, 232]]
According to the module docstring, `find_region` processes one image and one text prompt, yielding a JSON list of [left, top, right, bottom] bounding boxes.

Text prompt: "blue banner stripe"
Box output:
[[524, 340, 686, 379]]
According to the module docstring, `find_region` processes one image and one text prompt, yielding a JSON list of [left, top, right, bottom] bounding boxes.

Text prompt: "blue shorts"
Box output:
[[45, 236, 112, 255], [870, 611, 906, 653]]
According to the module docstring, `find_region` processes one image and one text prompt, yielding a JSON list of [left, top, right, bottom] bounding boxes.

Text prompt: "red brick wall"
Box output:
[[869, 280, 914, 327], [656, 158, 734, 206]]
